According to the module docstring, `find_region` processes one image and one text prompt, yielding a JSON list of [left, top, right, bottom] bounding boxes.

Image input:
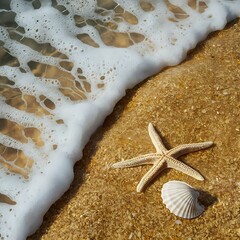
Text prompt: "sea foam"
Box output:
[[0, 0, 239, 239]]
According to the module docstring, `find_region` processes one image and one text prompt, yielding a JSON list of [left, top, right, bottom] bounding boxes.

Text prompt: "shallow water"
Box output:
[[0, 1, 240, 239]]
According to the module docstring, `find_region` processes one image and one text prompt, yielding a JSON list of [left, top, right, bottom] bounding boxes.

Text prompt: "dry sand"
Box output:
[[29, 19, 240, 240]]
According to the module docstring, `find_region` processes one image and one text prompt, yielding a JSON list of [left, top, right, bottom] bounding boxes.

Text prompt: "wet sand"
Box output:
[[29, 19, 240, 240]]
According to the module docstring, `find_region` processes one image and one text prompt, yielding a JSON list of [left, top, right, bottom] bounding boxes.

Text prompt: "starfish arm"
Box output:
[[166, 156, 204, 181], [111, 153, 158, 169], [168, 141, 213, 158], [148, 123, 167, 154], [136, 159, 166, 192]]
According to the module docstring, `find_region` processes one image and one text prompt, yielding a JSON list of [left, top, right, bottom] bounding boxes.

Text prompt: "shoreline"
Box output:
[[29, 18, 240, 240]]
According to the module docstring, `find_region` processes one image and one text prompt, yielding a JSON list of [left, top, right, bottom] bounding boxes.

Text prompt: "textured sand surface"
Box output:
[[29, 19, 240, 240]]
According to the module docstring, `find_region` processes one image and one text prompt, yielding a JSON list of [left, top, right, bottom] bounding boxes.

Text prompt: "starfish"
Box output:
[[112, 123, 213, 192]]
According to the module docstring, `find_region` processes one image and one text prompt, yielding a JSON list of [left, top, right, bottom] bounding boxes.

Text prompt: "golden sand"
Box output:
[[29, 19, 240, 240]]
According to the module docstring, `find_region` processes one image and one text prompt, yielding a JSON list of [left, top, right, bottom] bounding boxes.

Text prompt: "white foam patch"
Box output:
[[0, 0, 239, 239]]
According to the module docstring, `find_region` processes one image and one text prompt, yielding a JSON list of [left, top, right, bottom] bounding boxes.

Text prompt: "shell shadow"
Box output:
[[198, 190, 218, 209]]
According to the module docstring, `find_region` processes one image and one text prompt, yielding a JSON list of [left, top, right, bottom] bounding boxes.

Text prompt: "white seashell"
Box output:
[[161, 180, 204, 219]]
